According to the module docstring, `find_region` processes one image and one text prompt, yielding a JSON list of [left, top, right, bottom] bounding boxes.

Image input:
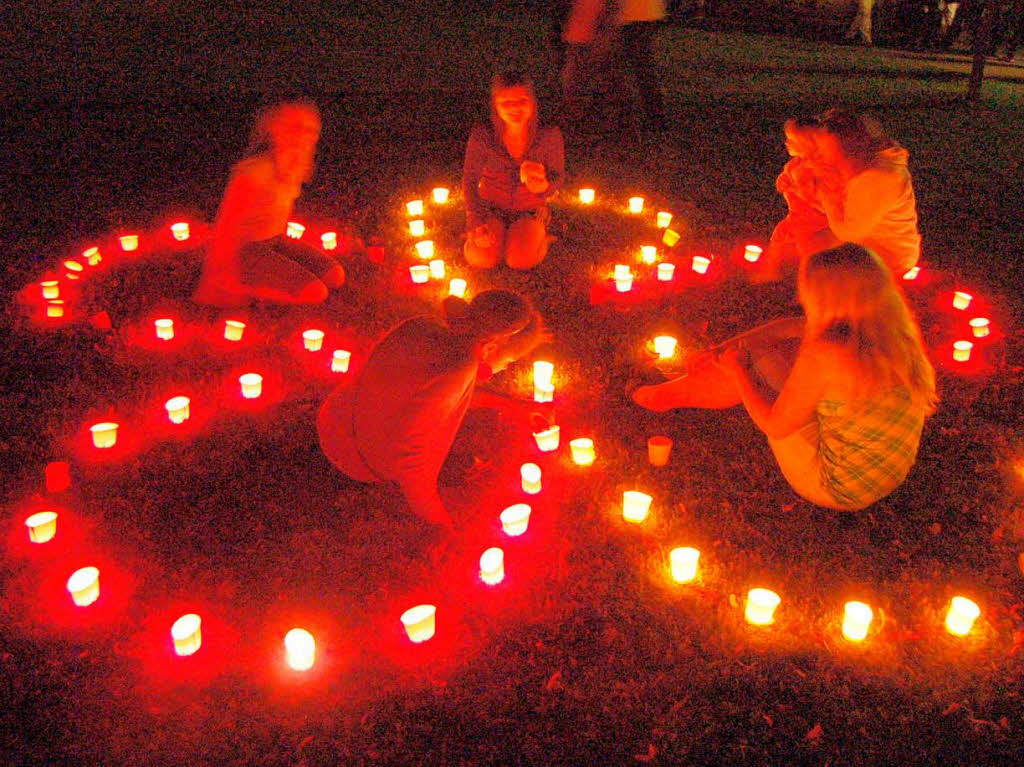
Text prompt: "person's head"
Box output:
[[248, 101, 322, 184], [783, 117, 822, 159], [443, 289, 546, 374], [799, 244, 936, 411], [812, 108, 898, 174], [490, 71, 537, 139]]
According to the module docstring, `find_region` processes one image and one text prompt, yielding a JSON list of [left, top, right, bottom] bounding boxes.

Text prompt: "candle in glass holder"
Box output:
[[449, 278, 467, 298], [479, 547, 505, 586], [500, 503, 532, 536], [321, 231, 337, 250], [578, 188, 595, 204], [332, 349, 352, 373], [534, 383, 554, 403], [25, 511, 58, 543], [952, 291, 972, 310], [67, 566, 100, 606], [239, 373, 263, 399], [570, 438, 595, 466], [406, 199, 424, 217], [46, 300, 65, 318], [656, 211, 672, 228], [83, 246, 102, 266], [533, 425, 560, 452], [969, 318, 990, 338], [414, 240, 434, 260], [903, 266, 920, 281], [90, 422, 119, 449], [622, 491, 652, 523], [662, 229, 680, 247], [409, 265, 430, 284], [652, 335, 678, 359], [952, 340, 973, 362], [647, 435, 673, 466], [400, 604, 435, 642], [41, 280, 60, 299], [286, 221, 305, 239], [171, 222, 190, 241], [669, 547, 700, 583], [657, 263, 675, 282], [533, 361, 554, 389], [429, 259, 446, 279], [165, 396, 190, 424], [945, 596, 980, 636], [302, 329, 325, 351], [628, 196, 644, 214], [409, 219, 426, 237], [119, 234, 139, 252], [520, 463, 541, 494], [691, 255, 711, 274], [745, 588, 780, 625], [171, 613, 202, 656], [744, 245, 763, 263], [154, 318, 174, 340], [615, 274, 634, 293], [842, 601, 873, 642], [432, 187, 450, 204], [224, 320, 245, 341], [640, 245, 658, 264], [284, 628, 316, 670]]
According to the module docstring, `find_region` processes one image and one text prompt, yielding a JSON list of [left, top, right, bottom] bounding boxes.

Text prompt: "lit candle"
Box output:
[[952, 291, 972, 310], [622, 491, 652, 523], [321, 231, 337, 250], [284, 628, 316, 670], [662, 229, 680, 247], [652, 335, 678, 359], [520, 463, 541, 494], [63, 259, 84, 277], [578, 188, 595, 204], [406, 199, 424, 217], [500, 503, 531, 536], [945, 596, 980, 636], [401, 604, 436, 642], [409, 219, 426, 237], [170, 222, 190, 241], [171, 613, 202, 656], [154, 318, 174, 340], [332, 349, 352, 373], [414, 240, 435, 259], [286, 221, 305, 239], [429, 259, 446, 279], [165, 396, 190, 424], [449, 278, 467, 298], [657, 263, 675, 282], [640, 245, 658, 264], [969, 318, 990, 338], [432, 187, 450, 204], [533, 425, 560, 452], [119, 234, 139, 252], [842, 601, 873, 642], [239, 373, 263, 399], [41, 280, 60, 299], [25, 511, 58, 543], [691, 255, 711, 274], [656, 211, 672, 228], [534, 383, 554, 403], [628, 196, 644, 214], [614, 264, 632, 280], [67, 566, 100, 606], [669, 547, 700, 583], [90, 422, 119, 449], [46, 300, 65, 318], [224, 320, 246, 341], [952, 340, 973, 362], [533, 361, 554, 389], [302, 329, 325, 351], [745, 588, 781, 625], [409, 265, 430, 284], [479, 547, 505, 586], [615, 275, 633, 293], [743, 245, 762, 263], [82, 246, 102, 266], [647, 436, 673, 466], [569, 438, 595, 466], [903, 266, 920, 281]]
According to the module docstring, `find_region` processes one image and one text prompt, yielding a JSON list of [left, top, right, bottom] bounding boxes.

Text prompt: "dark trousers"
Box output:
[[619, 22, 668, 130]]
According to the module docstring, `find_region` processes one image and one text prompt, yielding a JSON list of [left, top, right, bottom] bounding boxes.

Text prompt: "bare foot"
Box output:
[[632, 383, 675, 412]]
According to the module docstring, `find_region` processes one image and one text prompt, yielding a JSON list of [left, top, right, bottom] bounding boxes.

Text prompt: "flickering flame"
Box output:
[[429, 259, 445, 279], [534, 383, 554, 403], [952, 291, 972, 310], [46, 300, 65, 318], [409, 219, 426, 237], [903, 266, 920, 281], [83, 246, 102, 266], [657, 263, 675, 282], [662, 229, 680, 247], [533, 361, 554, 389], [533, 425, 560, 452], [615, 275, 633, 293], [744, 245, 762, 263], [969, 318, 990, 338], [41, 280, 60, 299], [640, 245, 658, 264], [119, 234, 139, 252], [414, 240, 435, 259], [652, 335, 678, 359], [952, 340, 973, 362]]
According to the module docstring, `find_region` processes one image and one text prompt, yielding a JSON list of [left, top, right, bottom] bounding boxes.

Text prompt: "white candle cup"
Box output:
[[500, 504, 532, 536], [224, 320, 246, 341], [656, 211, 673, 229], [569, 438, 595, 466], [409, 265, 430, 284], [171, 613, 202, 656], [952, 340, 973, 362], [90, 422, 119, 449], [842, 601, 873, 642], [67, 566, 100, 607], [657, 263, 675, 282], [479, 547, 505, 586], [534, 383, 554, 403], [239, 373, 263, 399], [119, 234, 139, 252], [409, 219, 426, 237], [432, 187, 450, 204], [640, 245, 658, 264], [41, 280, 60, 299], [952, 291, 972, 310], [414, 240, 435, 260], [284, 628, 316, 671], [448, 278, 467, 298], [662, 229, 680, 247], [902, 266, 921, 281], [615, 275, 634, 293], [429, 259, 446, 279], [520, 463, 542, 494], [165, 396, 190, 424], [286, 221, 305, 239], [400, 604, 436, 642], [302, 329, 325, 351], [743, 244, 763, 263], [82, 246, 102, 266], [691, 255, 711, 274], [406, 199, 424, 217], [46, 300, 65, 318], [25, 511, 58, 543], [332, 349, 352, 373], [614, 264, 632, 280], [533, 360, 554, 389], [969, 318, 990, 338], [170, 222, 190, 241], [745, 588, 781, 625], [628, 196, 644, 214], [622, 491, 652, 523], [321, 231, 337, 250], [652, 335, 678, 359], [945, 596, 980, 636], [154, 318, 174, 340], [669, 547, 700, 583], [533, 425, 560, 452], [578, 188, 595, 204], [647, 435, 673, 466], [63, 259, 84, 276]]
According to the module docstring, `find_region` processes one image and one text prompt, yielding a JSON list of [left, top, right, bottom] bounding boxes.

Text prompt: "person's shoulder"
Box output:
[[468, 124, 493, 145], [230, 154, 275, 185]]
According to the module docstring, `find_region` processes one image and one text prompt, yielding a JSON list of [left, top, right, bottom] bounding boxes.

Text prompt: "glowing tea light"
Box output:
[[691, 255, 711, 274], [500, 503, 532, 536], [46, 300, 65, 318], [405, 199, 424, 217], [744, 244, 763, 263], [154, 318, 174, 340], [640, 245, 658, 264], [569, 437, 595, 466], [432, 187, 450, 204], [969, 318, 990, 338], [331, 349, 352, 373], [647, 436, 673, 467], [578, 188, 595, 204], [25, 511, 58, 544], [520, 463, 541, 494], [615, 274, 633, 293], [286, 221, 305, 239], [409, 265, 430, 284], [628, 196, 644, 214], [945, 596, 980, 636], [622, 491, 652, 523], [656, 211, 673, 228], [533, 360, 554, 389], [302, 329, 325, 351], [429, 259, 446, 279], [239, 373, 263, 399], [63, 260, 84, 280], [119, 234, 139, 252], [284, 628, 316, 671], [321, 231, 337, 250], [534, 382, 554, 403], [657, 263, 675, 282], [90, 422, 119, 449], [41, 280, 60, 299], [449, 278, 467, 297], [224, 320, 246, 341], [414, 240, 435, 260], [903, 266, 920, 281], [952, 291, 973, 310], [669, 547, 700, 583], [170, 222, 190, 241], [745, 588, 781, 625], [614, 264, 632, 280], [67, 566, 100, 607], [533, 425, 560, 452], [171, 613, 202, 656], [842, 601, 873, 642], [400, 604, 436, 643], [652, 335, 678, 359], [83, 246, 102, 266], [165, 396, 190, 424], [479, 547, 505, 586], [409, 219, 426, 237], [662, 229, 680, 247], [952, 340, 973, 362]]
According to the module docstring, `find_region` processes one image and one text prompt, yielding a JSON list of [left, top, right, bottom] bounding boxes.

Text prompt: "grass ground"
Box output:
[[3, 6, 1024, 766]]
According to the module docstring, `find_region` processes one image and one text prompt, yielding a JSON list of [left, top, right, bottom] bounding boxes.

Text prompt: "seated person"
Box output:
[[633, 244, 936, 511], [317, 290, 549, 530], [193, 101, 347, 306], [463, 71, 565, 270]]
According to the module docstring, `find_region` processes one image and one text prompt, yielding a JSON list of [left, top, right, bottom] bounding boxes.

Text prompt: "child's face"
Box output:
[[493, 86, 535, 129]]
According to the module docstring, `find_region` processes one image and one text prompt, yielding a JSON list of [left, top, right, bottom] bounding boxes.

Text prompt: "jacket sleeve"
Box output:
[[822, 169, 903, 244], [539, 127, 565, 201], [462, 127, 492, 231]]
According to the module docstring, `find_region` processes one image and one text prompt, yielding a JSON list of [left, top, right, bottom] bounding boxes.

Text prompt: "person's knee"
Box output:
[[505, 224, 547, 270], [464, 239, 502, 269], [294, 278, 329, 304], [321, 263, 346, 289]]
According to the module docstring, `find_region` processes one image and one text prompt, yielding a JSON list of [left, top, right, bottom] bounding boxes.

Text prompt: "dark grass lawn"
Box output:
[[4, 6, 1024, 765]]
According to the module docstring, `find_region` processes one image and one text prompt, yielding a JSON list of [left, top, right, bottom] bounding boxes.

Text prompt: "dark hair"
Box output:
[[443, 289, 546, 359], [815, 108, 898, 171], [490, 70, 538, 145]]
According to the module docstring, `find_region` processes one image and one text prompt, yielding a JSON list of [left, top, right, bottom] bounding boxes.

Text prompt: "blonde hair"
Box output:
[[799, 244, 936, 413], [815, 108, 899, 173]]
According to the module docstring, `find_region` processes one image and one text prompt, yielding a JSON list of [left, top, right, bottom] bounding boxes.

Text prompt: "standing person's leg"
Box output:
[[464, 217, 506, 269], [620, 22, 668, 130], [504, 208, 550, 270], [240, 237, 329, 304], [278, 237, 346, 288]]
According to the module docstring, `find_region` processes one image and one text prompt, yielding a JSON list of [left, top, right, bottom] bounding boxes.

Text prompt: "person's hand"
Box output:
[[469, 224, 496, 248], [520, 161, 549, 194], [714, 345, 749, 380]]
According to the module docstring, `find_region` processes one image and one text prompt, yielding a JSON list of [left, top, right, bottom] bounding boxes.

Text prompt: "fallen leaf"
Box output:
[[762, 714, 773, 727], [805, 723, 823, 742]]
